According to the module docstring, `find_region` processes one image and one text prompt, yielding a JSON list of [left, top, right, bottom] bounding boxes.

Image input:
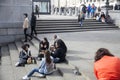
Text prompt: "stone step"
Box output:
[[36, 19, 98, 22], [36, 22, 104, 25], [0, 46, 14, 80], [57, 63, 86, 80], [66, 50, 97, 80], [36, 28, 118, 34], [36, 26, 117, 30], [36, 24, 115, 28], [31, 38, 87, 80], [8, 43, 27, 80]]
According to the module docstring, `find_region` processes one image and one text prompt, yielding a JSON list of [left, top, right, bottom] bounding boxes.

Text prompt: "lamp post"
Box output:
[[106, 0, 109, 16]]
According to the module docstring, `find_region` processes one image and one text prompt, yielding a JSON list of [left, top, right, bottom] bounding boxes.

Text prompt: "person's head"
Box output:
[[54, 35, 57, 40], [24, 13, 28, 18], [94, 48, 114, 62], [21, 44, 30, 51], [44, 50, 51, 64], [43, 37, 48, 43]]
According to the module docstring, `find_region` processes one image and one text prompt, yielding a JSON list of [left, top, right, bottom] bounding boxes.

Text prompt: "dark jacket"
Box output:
[[51, 48, 66, 62], [39, 41, 49, 52], [19, 50, 31, 64], [31, 15, 36, 28], [56, 39, 67, 54]]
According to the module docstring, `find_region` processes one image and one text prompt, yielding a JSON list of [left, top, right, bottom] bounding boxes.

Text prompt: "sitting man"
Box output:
[[51, 39, 67, 63]]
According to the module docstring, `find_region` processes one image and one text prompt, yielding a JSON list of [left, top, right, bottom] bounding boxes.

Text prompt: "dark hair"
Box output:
[[21, 44, 30, 50], [24, 13, 28, 17], [45, 50, 51, 64], [54, 35, 57, 39], [94, 48, 114, 62], [44, 37, 48, 42]]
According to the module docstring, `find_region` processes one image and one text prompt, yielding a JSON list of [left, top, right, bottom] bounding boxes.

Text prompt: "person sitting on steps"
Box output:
[[22, 50, 55, 80], [51, 39, 67, 63], [37, 37, 49, 60], [15, 44, 31, 67]]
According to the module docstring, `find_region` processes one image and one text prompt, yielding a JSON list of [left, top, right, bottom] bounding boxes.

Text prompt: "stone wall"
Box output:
[[0, 0, 32, 44]]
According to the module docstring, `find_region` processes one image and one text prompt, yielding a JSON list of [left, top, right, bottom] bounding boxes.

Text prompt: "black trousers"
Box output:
[[24, 28, 32, 41], [31, 27, 37, 36]]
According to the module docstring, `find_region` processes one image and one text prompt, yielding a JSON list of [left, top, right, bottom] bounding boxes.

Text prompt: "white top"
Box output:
[[23, 17, 29, 29]]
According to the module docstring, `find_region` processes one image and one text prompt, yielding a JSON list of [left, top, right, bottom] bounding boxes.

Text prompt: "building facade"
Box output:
[[51, 0, 120, 14]]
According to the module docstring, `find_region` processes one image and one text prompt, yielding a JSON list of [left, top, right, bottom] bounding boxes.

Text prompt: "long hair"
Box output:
[[45, 50, 51, 64], [94, 48, 114, 62]]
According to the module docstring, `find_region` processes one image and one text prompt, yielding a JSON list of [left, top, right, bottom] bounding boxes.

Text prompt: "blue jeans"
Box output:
[[53, 58, 60, 63], [79, 21, 82, 26], [27, 59, 46, 77], [27, 68, 42, 77]]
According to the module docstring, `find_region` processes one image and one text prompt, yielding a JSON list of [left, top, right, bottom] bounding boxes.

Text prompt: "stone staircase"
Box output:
[[0, 37, 91, 80], [36, 19, 118, 34]]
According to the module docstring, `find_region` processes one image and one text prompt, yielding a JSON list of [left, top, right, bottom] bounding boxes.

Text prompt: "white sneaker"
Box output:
[[39, 74, 45, 78], [15, 62, 19, 67], [22, 75, 30, 80]]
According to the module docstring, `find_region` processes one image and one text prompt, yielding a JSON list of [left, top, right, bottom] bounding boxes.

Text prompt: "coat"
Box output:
[[94, 56, 120, 80], [39, 41, 49, 52], [23, 17, 29, 29], [19, 50, 31, 64], [51, 48, 66, 62], [30, 15, 36, 28]]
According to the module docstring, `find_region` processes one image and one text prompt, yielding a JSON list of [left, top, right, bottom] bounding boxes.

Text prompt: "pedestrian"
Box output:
[[91, 4, 96, 18], [23, 13, 32, 42], [82, 4, 87, 19], [78, 12, 84, 26], [31, 13, 37, 37], [87, 4, 91, 18], [22, 50, 55, 80], [94, 48, 120, 80], [35, 5, 39, 18]]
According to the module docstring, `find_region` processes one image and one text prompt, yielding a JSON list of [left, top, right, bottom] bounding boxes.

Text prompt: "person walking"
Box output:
[[31, 13, 37, 37], [35, 5, 39, 18], [23, 13, 32, 42], [87, 4, 91, 18], [91, 4, 96, 18], [78, 12, 84, 26], [94, 48, 120, 80], [22, 50, 55, 79]]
